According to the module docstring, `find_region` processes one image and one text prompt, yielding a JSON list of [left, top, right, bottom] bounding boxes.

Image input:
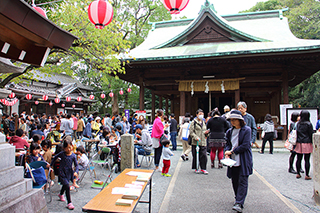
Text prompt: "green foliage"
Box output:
[[239, 0, 284, 13]]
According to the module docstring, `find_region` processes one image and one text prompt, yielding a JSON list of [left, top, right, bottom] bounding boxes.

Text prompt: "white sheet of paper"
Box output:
[[126, 171, 152, 177], [221, 158, 237, 167]]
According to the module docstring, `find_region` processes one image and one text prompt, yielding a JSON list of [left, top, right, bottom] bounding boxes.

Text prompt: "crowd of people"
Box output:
[[3, 100, 316, 212]]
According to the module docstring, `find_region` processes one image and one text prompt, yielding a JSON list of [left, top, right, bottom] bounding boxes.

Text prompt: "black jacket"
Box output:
[[296, 121, 313, 144]]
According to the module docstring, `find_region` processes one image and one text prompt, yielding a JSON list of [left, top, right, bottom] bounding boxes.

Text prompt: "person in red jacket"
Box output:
[[9, 128, 30, 150]]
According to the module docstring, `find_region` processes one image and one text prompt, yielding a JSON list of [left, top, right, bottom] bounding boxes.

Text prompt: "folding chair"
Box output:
[[78, 152, 98, 184], [25, 161, 53, 203], [140, 152, 154, 169], [92, 147, 111, 171], [100, 163, 118, 191]]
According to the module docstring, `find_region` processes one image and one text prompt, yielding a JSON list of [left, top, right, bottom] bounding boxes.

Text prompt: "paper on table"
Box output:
[[112, 187, 142, 195], [132, 181, 145, 186], [221, 158, 237, 167], [125, 184, 143, 189], [126, 171, 152, 178]]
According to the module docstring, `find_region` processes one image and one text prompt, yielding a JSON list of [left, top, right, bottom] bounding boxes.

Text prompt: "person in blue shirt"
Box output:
[[83, 117, 93, 139], [30, 124, 44, 138], [315, 114, 320, 131]]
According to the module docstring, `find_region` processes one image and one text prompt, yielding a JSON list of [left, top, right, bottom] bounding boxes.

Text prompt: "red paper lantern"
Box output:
[[101, 93, 106, 99], [25, 94, 32, 100], [89, 94, 95, 100], [72, 104, 76, 108], [109, 92, 113, 98], [162, 0, 189, 14], [88, 0, 114, 29], [32, 6, 47, 18], [54, 98, 60, 103], [66, 96, 71, 102], [77, 96, 82, 102], [61, 103, 65, 108], [127, 87, 132, 93], [119, 89, 124, 95], [9, 92, 15, 99], [49, 101, 53, 106], [35, 101, 39, 105], [42, 95, 48, 101]]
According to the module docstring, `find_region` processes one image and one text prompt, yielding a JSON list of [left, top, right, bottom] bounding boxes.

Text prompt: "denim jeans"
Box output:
[[170, 131, 177, 150]]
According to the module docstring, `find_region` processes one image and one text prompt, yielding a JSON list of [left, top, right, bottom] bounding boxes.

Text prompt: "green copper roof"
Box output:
[[124, 2, 320, 62]]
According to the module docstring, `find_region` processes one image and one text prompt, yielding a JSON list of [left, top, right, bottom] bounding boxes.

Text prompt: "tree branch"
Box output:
[[0, 65, 35, 88]]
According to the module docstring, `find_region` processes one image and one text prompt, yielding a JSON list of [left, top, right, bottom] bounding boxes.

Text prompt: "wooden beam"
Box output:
[[139, 76, 144, 110], [282, 69, 289, 104]]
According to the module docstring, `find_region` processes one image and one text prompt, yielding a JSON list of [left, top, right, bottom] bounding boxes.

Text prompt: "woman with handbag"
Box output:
[[224, 110, 253, 212], [258, 114, 275, 154], [189, 109, 210, 174], [295, 110, 314, 180], [288, 112, 301, 174], [151, 110, 169, 171]]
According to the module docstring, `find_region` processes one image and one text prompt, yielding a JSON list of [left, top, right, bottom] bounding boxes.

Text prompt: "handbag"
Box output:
[[182, 123, 190, 141], [288, 123, 297, 145], [273, 130, 278, 139], [25, 164, 47, 186], [284, 139, 293, 151]]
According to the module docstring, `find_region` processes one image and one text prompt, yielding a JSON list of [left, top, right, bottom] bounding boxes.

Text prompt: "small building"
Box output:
[[121, 1, 320, 124], [7, 70, 95, 115]]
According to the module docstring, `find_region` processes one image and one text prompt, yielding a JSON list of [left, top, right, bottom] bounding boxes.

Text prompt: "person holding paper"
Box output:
[[224, 110, 253, 213]]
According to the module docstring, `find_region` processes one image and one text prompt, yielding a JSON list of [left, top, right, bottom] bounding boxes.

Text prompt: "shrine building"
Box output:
[[121, 1, 320, 123]]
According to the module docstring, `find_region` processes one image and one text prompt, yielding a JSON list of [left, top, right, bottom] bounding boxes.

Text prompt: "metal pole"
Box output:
[[209, 91, 212, 112]]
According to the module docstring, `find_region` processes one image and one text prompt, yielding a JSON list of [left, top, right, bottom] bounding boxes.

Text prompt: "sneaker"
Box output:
[[58, 194, 66, 202], [181, 155, 186, 161], [194, 169, 200, 174], [305, 176, 312, 180], [66, 203, 75, 210], [161, 173, 165, 176], [232, 203, 243, 212], [200, 170, 208, 175], [164, 174, 172, 177]]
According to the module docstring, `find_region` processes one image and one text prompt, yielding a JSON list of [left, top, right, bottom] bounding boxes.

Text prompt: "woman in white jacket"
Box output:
[[178, 118, 191, 161], [259, 114, 275, 154]]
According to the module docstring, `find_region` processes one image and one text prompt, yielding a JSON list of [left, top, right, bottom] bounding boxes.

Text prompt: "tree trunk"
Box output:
[[112, 93, 119, 115]]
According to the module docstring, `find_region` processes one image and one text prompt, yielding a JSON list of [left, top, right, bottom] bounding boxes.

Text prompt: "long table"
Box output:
[[82, 168, 154, 213]]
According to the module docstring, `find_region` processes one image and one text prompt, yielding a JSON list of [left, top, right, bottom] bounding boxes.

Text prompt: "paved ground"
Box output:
[[47, 140, 320, 213]]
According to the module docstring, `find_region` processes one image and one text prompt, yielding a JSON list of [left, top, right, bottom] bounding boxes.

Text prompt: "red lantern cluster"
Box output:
[[25, 94, 32, 100], [162, 0, 189, 14], [1, 98, 18, 106], [66, 96, 71, 102], [88, 0, 114, 29], [77, 97, 82, 102]]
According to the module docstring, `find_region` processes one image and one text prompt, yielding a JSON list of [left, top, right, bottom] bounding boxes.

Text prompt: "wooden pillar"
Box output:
[[152, 91, 155, 123], [187, 93, 191, 113], [282, 70, 289, 104], [170, 95, 174, 114], [159, 96, 163, 109], [165, 98, 169, 115], [139, 77, 144, 110], [209, 92, 212, 113], [235, 89, 240, 105], [180, 91, 185, 117], [215, 96, 219, 111]]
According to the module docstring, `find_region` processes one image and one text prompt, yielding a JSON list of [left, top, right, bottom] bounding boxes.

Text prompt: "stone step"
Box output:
[[0, 178, 33, 207], [0, 143, 15, 171], [0, 188, 48, 213], [0, 166, 25, 191]]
